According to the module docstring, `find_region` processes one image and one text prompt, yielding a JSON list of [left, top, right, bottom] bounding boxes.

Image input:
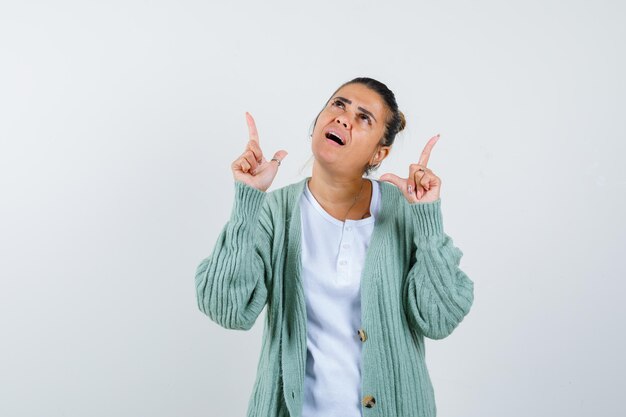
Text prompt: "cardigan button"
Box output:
[[362, 395, 376, 408], [357, 328, 367, 342]]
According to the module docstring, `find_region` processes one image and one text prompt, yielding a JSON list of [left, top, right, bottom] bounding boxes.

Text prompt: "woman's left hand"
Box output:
[[379, 134, 442, 204]]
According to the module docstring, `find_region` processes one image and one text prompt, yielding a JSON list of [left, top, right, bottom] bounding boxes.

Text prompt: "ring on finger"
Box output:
[[414, 171, 427, 192], [414, 168, 427, 182], [417, 171, 431, 191]]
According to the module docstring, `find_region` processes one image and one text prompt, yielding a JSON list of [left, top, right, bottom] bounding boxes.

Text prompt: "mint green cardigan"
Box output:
[[195, 176, 474, 417]]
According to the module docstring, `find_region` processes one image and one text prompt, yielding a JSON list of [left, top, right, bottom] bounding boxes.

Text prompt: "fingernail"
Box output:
[[408, 184, 413, 194]]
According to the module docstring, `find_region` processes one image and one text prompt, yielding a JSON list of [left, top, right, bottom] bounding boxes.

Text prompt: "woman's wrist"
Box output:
[[232, 180, 267, 221], [409, 198, 444, 236]]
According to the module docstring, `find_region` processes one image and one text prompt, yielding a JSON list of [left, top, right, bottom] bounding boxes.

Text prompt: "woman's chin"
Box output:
[[313, 138, 346, 156], [311, 147, 343, 165]]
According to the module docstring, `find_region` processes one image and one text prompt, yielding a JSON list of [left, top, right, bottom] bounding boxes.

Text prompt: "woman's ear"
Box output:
[[370, 145, 391, 166]]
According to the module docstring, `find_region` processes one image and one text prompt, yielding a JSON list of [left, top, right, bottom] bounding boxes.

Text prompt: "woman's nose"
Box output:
[[335, 116, 350, 129]]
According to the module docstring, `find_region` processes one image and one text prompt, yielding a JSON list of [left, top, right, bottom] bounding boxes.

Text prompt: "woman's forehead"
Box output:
[[333, 84, 386, 117]]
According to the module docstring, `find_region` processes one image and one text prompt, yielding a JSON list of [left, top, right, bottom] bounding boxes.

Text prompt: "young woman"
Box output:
[[195, 77, 475, 417]]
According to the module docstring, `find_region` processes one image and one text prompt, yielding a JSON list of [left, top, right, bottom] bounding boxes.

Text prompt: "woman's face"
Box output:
[[311, 83, 391, 176]]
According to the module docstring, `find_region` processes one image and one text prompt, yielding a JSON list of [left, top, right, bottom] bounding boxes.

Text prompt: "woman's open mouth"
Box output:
[[325, 131, 345, 146]]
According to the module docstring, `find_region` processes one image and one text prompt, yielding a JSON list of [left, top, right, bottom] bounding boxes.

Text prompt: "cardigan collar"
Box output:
[[289, 176, 399, 223]]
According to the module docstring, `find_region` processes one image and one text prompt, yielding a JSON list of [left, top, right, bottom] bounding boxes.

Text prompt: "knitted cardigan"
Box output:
[[195, 176, 475, 417]]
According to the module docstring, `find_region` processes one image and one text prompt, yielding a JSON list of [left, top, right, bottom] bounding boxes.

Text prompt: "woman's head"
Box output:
[[309, 77, 406, 177]]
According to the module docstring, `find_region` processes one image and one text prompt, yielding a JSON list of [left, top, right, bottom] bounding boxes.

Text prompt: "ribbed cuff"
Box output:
[[409, 198, 444, 236], [231, 180, 267, 220]]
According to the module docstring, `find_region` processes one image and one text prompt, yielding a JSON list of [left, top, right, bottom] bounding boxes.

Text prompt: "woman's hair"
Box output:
[[307, 77, 406, 176]]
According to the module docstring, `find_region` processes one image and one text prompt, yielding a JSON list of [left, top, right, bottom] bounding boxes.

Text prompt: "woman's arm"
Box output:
[[403, 199, 475, 340], [195, 180, 273, 331]]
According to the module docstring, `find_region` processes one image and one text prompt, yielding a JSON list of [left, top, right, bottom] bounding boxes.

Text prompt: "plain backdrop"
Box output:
[[1, 1, 624, 416]]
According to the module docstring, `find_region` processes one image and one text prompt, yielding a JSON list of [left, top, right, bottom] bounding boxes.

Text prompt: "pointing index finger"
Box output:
[[417, 133, 440, 166], [246, 112, 260, 143]]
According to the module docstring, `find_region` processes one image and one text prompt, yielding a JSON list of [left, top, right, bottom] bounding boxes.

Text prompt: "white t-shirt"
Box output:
[[299, 178, 382, 417]]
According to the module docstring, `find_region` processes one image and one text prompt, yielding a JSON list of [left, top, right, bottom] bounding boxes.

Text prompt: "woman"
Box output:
[[195, 77, 475, 417]]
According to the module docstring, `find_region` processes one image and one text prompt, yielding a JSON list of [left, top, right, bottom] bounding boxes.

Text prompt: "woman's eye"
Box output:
[[332, 100, 344, 108], [360, 114, 371, 123]]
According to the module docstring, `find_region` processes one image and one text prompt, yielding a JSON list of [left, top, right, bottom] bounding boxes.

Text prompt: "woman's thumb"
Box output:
[[271, 150, 288, 166]]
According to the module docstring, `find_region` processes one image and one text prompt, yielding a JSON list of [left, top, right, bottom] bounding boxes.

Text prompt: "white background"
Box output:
[[1, 1, 624, 416]]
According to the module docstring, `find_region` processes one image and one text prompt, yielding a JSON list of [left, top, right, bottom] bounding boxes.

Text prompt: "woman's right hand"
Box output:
[[231, 112, 288, 192]]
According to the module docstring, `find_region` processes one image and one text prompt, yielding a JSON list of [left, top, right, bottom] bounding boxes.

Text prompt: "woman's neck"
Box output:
[[308, 165, 373, 221]]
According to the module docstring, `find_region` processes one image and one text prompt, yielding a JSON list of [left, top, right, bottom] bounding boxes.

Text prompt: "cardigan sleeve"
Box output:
[[194, 180, 273, 331], [403, 198, 474, 340]]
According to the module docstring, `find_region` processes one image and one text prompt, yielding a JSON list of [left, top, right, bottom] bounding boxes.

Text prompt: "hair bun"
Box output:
[[397, 111, 406, 133]]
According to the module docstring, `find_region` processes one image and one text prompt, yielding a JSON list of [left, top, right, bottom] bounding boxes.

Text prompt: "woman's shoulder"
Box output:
[[373, 179, 432, 225], [373, 178, 405, 206], [254, 177, 308, 216], [266, 177, 308, 201]]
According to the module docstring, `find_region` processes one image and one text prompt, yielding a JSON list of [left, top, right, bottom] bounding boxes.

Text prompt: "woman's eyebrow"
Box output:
[[334, 96, 378, 123]]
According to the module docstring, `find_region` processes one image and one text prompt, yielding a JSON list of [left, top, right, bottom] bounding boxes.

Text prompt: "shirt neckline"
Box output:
[[303, 178, 379, 227]]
